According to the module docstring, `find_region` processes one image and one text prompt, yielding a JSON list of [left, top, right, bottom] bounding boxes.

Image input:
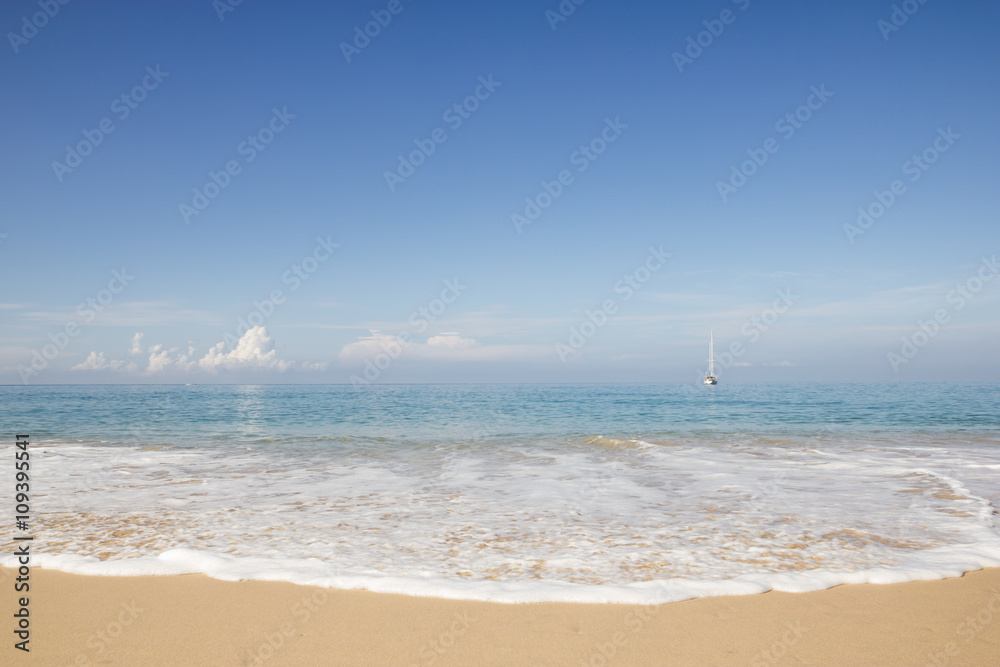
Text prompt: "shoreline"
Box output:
[[3, 567, 998, 665]]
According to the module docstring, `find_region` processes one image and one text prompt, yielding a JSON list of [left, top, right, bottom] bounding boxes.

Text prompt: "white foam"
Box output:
[[8, 541, 1000, 605], [11, 434, 1000, 604]]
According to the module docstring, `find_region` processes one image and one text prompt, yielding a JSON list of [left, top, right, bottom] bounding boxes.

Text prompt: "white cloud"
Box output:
[[72, 351, 136, 372], [73, 351, 109, 370], [300, 361, 330, 372], [17, 301, 220, 326], [129, 332, 145, 355], [198, 326, 291, 372], [146, 344, 182, 373], [338, 332, 408, 363], [426, 333, 478, 350], [71, 327, 294, 375], [339, 330, 549, 364]]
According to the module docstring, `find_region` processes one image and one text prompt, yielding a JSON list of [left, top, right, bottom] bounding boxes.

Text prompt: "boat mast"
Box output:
[[708, 329, 715, 377]]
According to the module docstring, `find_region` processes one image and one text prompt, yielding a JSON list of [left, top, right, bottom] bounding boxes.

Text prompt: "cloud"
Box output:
[[73, 352, 107, 371], [316, 306, 572, 340], [197, 326, 291, 372], [73, 327, 294, 375], [17, 301, 221, 326], [426, 332, 478, 350], [129, 332, 145, 355], [338, 332, 407, 363], [72, 351, 136, 372], [300, 361, 329, 372], [339, 330, 550, 364], [146, 344, 180, 373]]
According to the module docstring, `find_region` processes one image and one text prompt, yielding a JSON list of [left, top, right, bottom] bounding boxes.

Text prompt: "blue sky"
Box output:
[[1, 0, 998, 384]]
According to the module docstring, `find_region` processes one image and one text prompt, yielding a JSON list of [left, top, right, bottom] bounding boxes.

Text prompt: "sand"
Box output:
[[1, 566, 998, 666]]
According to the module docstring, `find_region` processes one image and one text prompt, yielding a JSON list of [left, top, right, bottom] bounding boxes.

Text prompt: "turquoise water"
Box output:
[[4, 382, 998, 446], [2, 382, 999, 603]]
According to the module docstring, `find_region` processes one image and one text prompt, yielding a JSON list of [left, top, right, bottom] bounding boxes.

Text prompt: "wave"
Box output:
[[585, 436, 658, 450], [8, 541, 1000, 605]]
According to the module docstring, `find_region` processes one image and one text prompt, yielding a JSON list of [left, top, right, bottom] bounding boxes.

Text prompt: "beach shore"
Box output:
[[2, 566, 998, 665]]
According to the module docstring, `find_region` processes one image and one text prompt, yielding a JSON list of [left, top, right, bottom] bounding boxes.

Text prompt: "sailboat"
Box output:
[[703, 329, 718, 385]]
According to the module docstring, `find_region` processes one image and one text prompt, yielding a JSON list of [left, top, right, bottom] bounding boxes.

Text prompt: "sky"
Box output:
[[1, 0, 998, 385]]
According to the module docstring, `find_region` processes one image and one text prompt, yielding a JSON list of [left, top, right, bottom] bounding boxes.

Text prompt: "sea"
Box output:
[[3, 382, 999, 604]]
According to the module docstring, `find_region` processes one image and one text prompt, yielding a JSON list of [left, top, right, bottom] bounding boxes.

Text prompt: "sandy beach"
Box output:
[[2, 566, 997, 666]]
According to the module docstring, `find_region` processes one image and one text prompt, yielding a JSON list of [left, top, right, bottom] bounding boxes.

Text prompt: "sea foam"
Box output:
[[7, 431, 1000, 604]]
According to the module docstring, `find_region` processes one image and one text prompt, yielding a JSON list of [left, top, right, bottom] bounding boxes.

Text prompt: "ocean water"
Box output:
[[3, 383, 999, 604]]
